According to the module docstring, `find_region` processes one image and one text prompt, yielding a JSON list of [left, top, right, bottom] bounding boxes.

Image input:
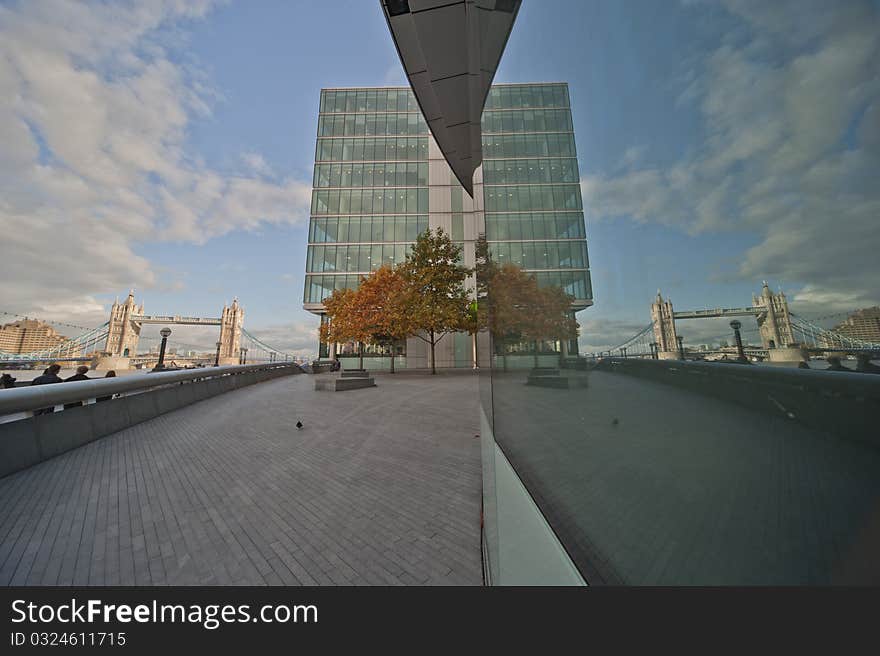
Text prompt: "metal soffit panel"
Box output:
[[381, 0, 521, 197]]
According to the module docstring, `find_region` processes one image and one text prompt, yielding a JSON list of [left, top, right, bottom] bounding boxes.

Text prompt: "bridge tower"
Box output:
[[752, 282, 795, 348], [95, 291, 142, 370], [651, 291, 680, 359], [218, 298, 244, 365], [104, 290, 142, 357]]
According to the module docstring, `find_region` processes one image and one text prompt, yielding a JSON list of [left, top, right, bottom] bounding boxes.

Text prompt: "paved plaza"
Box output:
[[0, 372, 482, 586]]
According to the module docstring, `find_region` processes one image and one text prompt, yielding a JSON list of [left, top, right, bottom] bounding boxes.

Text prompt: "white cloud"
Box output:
[[244, 321, 319, 356], [0, 1, 311, 323], [241, 152, 275, 178], [581, 0, 880, 308], [382, 62, 407, 86]]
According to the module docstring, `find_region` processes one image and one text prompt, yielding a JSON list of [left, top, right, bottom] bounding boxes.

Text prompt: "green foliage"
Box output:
[[400, 228, 473, 373]]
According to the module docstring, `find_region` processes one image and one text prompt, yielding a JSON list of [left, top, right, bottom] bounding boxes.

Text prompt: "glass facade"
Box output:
[[479, 6, 880, 587], [305, 83, 591, 368], [305, 88, 429, 305], [481, 83, 591, 310]]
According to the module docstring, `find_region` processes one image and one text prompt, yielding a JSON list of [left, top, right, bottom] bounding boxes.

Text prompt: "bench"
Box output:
[[315, 376, 377, 391]]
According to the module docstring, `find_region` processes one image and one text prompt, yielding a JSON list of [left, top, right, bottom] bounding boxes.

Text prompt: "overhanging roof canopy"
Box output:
[[381, 0, 521, 196]]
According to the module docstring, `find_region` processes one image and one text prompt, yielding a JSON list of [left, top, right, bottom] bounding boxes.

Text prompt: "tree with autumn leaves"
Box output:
[[354, 264, 411, 373], [399, 228, 473, 374], [320, 230, 577, 374], [320, 228, 472, 375]]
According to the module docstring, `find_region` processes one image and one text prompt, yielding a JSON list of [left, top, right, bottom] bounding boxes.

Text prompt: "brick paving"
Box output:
[[0, 373, 482, 586]]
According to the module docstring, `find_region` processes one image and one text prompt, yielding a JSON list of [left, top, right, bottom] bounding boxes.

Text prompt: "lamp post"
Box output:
[[650, 342, 658, 360], [214, 341, 222, 367], [621, 347, 627, 359], [154, 327, 172, 371], [241, 348, 248, 365], [676, 335, 685, 360], [730, 320, 747, 363]]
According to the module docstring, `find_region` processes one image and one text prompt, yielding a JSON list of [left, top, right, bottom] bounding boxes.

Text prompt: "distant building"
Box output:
[[0, 319, 71, 354], [832, 307, 880, 343]]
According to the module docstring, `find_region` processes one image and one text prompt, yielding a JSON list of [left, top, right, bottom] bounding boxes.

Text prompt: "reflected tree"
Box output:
[[477, 236, 578, 369]]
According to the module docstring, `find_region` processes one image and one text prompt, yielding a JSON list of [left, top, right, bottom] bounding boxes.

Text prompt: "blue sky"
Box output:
[[1, 1, 877, 355]]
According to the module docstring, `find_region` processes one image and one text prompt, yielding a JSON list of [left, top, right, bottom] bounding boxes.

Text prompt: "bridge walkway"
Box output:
[[0, 373, 482, 586]]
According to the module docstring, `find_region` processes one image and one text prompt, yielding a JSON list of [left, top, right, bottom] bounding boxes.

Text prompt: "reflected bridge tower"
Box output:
[[218, 298, 244, 365], [752, 281, 794, 348], [651, 291, 679, 359]]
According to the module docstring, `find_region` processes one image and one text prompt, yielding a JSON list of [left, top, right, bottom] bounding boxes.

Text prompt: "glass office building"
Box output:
[[482, 84, 591, 310], [304, 83, 591, 367]]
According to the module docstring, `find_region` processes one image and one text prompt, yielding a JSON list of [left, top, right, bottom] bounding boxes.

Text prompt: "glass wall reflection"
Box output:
[[481, 1, 880, 585]]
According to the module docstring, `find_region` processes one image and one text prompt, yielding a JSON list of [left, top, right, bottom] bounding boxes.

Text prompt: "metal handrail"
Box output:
[[597, 357, 880, 398], [0, 363, 301, 415]]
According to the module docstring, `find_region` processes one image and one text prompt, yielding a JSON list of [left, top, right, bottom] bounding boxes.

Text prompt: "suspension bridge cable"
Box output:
[[240, 328, 295, 358]]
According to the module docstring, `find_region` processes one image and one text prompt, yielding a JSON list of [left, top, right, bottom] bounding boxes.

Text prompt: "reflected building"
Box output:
[[482, 83, 592, 358], [831, 307, 880, 344], [304, 83, 591, 367]]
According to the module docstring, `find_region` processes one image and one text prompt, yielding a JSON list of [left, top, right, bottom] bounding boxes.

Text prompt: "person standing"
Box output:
[[31, 363, 63, 414], [65, 365, 91, 382], [32, 364, 63, 385], [63, 365, 91, 409], [97, 370, 116, 402]]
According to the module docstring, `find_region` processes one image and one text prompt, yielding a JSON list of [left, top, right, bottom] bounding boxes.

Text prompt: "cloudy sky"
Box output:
[[0, 0, 877, 356]]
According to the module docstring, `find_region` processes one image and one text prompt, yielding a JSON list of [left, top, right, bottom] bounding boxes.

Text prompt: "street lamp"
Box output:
[[650, 342, 658, 360], [214, 341, 222, 367], [676, 335, 685, 360], [241, 347, 248, 365], [730, 320, 748, 363], [154, 327, 172, 371]]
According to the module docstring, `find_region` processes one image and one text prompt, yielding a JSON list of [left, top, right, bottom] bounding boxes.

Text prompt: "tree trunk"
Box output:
[[430, 329, 436, 375], [471, 332, 478, 369], [389, 341, 395, 374], [533, 340, 539, 368], [358, 342, 364, 370]]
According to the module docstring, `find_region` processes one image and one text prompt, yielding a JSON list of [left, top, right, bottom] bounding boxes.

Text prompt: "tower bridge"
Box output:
[[597, 281, 880, 363], [651, 281, 797, 360], [1, 292, 295, 368], [100, 291, 243, 370]]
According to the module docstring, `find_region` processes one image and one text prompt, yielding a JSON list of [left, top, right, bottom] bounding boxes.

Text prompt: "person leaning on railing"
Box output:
[[30, 363, 63, 414], [96, 370, 116, 402], [63, 365, 91, 409]]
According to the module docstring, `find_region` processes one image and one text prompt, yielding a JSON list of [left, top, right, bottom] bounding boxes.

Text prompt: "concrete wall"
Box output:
[[403, 331, 490, 370], [0, 365, 301, 479]]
